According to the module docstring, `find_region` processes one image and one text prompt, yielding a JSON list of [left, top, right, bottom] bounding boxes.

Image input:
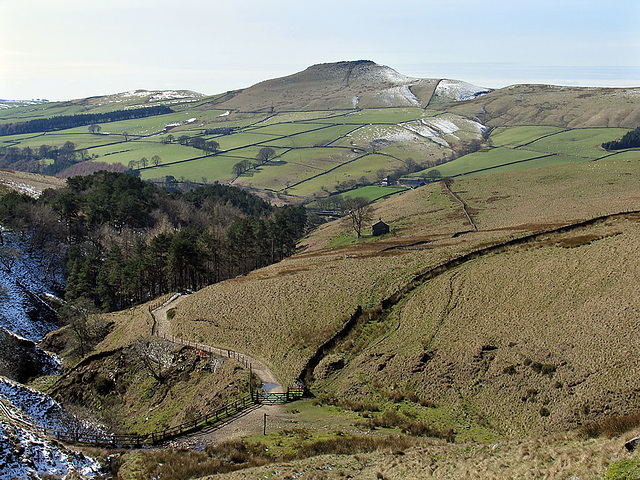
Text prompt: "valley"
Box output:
[[0, 61, 639, 479]]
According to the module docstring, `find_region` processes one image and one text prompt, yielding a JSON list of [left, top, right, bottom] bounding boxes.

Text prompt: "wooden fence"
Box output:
[[1, 386, 304, 448], [0, 332, 304, 448], [158, 332, 253, 369]]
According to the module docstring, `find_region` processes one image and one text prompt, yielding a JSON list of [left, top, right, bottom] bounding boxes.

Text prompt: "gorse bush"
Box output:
[[116, 435, 420, 479]]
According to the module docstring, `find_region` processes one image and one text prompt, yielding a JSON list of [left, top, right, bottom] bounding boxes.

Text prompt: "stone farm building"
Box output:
[[372, 219, 390, 236]]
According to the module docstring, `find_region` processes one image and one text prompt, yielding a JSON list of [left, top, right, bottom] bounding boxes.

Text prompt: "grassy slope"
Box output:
[[169, 155, 640, 422], [449, 84, 640, 129], [202, 430, 638, 480]]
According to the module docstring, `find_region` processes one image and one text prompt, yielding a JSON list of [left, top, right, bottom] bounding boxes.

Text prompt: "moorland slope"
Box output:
[[166, 154, 640, 439]]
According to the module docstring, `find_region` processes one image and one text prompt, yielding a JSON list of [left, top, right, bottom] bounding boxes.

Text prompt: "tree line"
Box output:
[[602, 126, 640, 150], [0, 106, 173, 136], [0, 141, 94, 176], [0, 172, 306, 311], [176, 135, 220, 153]]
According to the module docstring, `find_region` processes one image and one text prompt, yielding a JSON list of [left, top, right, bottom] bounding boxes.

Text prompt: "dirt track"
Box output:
[[150, 293, 290, 447]]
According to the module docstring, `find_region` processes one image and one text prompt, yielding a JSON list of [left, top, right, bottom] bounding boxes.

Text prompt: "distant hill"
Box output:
[[0, 61, 638, 205], [207, 60, 489, 111], [0, 98, 48, 110]]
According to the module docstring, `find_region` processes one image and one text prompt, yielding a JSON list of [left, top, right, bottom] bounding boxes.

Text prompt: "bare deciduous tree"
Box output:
[[135, 339, 174, 383], [59, 298, 107, 357], [341, 196, 374, 238]]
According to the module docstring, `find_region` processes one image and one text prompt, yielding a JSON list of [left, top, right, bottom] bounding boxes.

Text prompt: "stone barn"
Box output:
[[372, 219, 390, 236]]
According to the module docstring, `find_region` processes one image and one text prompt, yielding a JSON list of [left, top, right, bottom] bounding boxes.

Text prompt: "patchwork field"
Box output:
[[4, 62, 637, 205]]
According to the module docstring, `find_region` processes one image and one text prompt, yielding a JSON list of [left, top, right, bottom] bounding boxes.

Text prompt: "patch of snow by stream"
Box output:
[[0, 232, 64, 342], [0, 377, 70, 431], [0, 421, 101, 479], [0, 229, 102, 478]]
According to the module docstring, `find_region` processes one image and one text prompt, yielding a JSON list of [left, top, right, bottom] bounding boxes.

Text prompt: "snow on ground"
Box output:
[[165, 117, 198, 129], [0, 228, 101, 479], [0, 377, 70, 432], [349, 124, 425, 144], [377, 85, 421, 107], [0, 421, 101, 479], [0, 179, 43, 198], [402, 121, 451, 147], [119, 90, 204, 101], [435, 79, 491, 101], [0, 99, 48, 110], [0, 232, 64, 342]]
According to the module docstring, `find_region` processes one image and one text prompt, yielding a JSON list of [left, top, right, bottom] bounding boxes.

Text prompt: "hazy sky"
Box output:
[[1, 0, 638, 100]]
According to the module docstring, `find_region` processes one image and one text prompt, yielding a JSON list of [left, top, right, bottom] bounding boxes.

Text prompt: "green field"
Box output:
[[522, 128, 628, 158], [412, 126, 633, 180], [140, 155, 239, 182], [416, 148, 546, 178], [1, 84, 637, 204], [489, 126, 565, 147], [338, 185, 408, 202]]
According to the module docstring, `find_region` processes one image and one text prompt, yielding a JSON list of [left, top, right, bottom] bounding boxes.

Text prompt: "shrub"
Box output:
[[578, 412, 640, 439], [539, 407, 550, 417], [418, 398, 437, 408], [387, 389, 405, 403], [207, 439, 273, 465], [521, 388, 538, 402]]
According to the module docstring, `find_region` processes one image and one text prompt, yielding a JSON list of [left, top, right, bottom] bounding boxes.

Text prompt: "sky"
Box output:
[[1, 0, 638, 101]]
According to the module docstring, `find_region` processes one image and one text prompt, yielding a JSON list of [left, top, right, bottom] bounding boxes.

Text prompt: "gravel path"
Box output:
[[150, 293, 290, 447]]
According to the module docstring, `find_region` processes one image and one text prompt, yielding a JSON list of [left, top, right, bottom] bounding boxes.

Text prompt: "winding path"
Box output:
[[148, 293, 297, 448], [150, 293, 284, 394]]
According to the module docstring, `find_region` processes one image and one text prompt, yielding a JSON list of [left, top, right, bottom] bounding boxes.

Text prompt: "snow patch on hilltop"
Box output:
[[119, 90, 204, 102], [435, 79, 491, 101]]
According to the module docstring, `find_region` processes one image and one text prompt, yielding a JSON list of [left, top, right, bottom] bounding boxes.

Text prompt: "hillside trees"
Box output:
[[602, 126, 640, 150], [0, 106, 173, 136], [232, 159, 253, 176], [0, 141, 107, 176], [256, 147, 276, 164], [0, 172, 307, 311]]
